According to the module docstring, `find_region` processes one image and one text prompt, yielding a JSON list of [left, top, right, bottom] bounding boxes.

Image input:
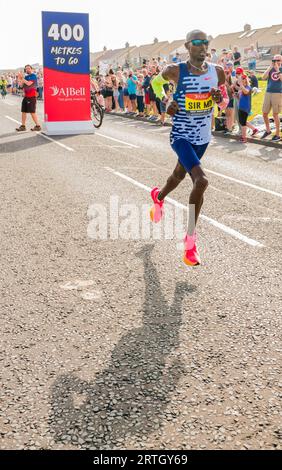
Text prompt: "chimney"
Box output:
[[244, 24, 251, 32]]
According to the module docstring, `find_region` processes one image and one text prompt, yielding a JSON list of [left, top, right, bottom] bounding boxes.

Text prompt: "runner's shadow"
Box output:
[[49, 244, 196, 448]]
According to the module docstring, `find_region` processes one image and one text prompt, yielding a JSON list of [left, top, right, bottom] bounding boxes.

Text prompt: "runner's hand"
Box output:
[[211, 87, 223, 103], [166, 100, 179, 116]]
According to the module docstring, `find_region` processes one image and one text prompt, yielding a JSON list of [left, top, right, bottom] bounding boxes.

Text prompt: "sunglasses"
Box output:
[[190, 39, 209, 46]]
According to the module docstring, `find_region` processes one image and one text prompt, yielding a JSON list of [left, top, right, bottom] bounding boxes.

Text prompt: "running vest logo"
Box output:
[[185, 92, 214, 113]]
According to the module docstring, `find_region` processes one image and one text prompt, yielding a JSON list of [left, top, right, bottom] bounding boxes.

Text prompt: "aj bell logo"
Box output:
[[49, 86, 86, 97]]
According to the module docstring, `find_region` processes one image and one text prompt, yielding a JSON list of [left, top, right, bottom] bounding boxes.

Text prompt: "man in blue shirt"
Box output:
[[261, 55, 282, 141]]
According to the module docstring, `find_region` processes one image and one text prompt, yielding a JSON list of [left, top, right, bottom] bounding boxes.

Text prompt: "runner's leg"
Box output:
[[158, 162, 186, 200], [188, 165, 208, 236]]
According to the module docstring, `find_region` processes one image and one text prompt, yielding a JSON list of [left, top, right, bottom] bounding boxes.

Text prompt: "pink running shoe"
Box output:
[[150, 187, 164, 223], [183, 233, 201, 266]]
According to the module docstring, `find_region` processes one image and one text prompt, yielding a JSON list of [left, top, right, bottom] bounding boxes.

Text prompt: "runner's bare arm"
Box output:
[[152, 64, 179, 116], [151, 64, 179, 100], [162, 64, 180, 83]]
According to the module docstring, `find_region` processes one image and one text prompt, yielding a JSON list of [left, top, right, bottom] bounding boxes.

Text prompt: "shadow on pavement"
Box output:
[[0, 134, 50, 154], [211, 135, 282, 162], [0, 132, 26, 140], [0, 133, 76, 154], [49, 244, 196, 448]]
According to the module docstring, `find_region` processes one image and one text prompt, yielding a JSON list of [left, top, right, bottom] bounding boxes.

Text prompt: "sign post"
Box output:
[[42, 11, 93, 135]]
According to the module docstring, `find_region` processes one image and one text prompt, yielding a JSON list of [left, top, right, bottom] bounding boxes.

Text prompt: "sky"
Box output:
[[0, 0, 281, 69]]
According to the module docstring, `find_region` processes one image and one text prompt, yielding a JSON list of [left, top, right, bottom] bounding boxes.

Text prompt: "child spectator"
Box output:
[[238, 74, 259, 142]]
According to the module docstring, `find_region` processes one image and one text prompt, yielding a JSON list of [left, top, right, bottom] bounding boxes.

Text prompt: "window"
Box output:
[[246, 30, 257, 38]]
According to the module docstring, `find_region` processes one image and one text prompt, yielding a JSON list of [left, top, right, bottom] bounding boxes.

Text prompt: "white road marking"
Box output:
[[209, 185, 281, 216], [205, 168, 282, 199], [105, 167, 264, 248], [60, 280, 95, 290], [5, 115, 21, 124], [37, 133, 75, 152], [149, 127, 170, 132], [95, 132, 140, 148], [2, 101, 16, 106], [99, 122, 282, 199], [81, 291, 102, 301], [5, 115, 74, 152]]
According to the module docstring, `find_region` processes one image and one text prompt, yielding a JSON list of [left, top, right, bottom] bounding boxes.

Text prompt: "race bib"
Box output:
[[185, 92, 214, 112]]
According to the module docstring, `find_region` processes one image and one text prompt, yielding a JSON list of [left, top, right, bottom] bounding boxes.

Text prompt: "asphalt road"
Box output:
[[0, 95, 281, 450]]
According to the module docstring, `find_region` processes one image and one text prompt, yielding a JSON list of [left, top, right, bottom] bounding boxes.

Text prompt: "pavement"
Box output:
[[0, 95, 281, 450]]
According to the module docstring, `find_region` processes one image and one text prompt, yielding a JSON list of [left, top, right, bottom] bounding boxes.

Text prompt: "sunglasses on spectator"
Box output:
[[189, 39, 209, 46]]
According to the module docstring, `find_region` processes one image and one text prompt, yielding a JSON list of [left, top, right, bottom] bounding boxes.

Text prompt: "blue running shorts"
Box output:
[[170, 138, 209, 173]]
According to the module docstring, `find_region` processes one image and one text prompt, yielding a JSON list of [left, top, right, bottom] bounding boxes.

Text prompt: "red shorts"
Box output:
[[145, 92, 150, 105]]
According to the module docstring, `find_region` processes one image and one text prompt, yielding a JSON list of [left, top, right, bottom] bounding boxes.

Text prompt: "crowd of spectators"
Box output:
[[1, 43, 281, 141], [90, 46, 281, 141], [0, 69, 44, 100]]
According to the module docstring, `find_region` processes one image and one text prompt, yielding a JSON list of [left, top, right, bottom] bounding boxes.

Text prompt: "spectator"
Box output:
[[15, 65, 41, 132], [112, 73, 120, 112], [227, 50, 234, 61], [206, 52, 212, 63], [233, 46, 241, 67], [224, 63, 235, 133], [7, 75, 13, 93], [136, 73, 145, 117], [238, 74, 259, 143], [249, 70, 259, 89], [37, 72, 43, 100], [158, 82, 170, 126], [90, 75, 105, 108], [172, 52, 181, 63], [218, 49, 229, 67], [246, 44, 259, 71], [122, 71, 131, 113], [103, 73, 114, 112], [211, 48, 218, 64], [231, 67, 244, 133], [261, 55, 282, 142], [0, 76, 7, 99], [148, 65, 159, 121], [142, 68, 151, 116], [127, 70, 138, 114], [116, 71, 125, 111]]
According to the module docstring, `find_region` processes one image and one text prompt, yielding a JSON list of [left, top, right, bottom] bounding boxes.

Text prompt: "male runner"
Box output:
[[150, 30, 228, 266]]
